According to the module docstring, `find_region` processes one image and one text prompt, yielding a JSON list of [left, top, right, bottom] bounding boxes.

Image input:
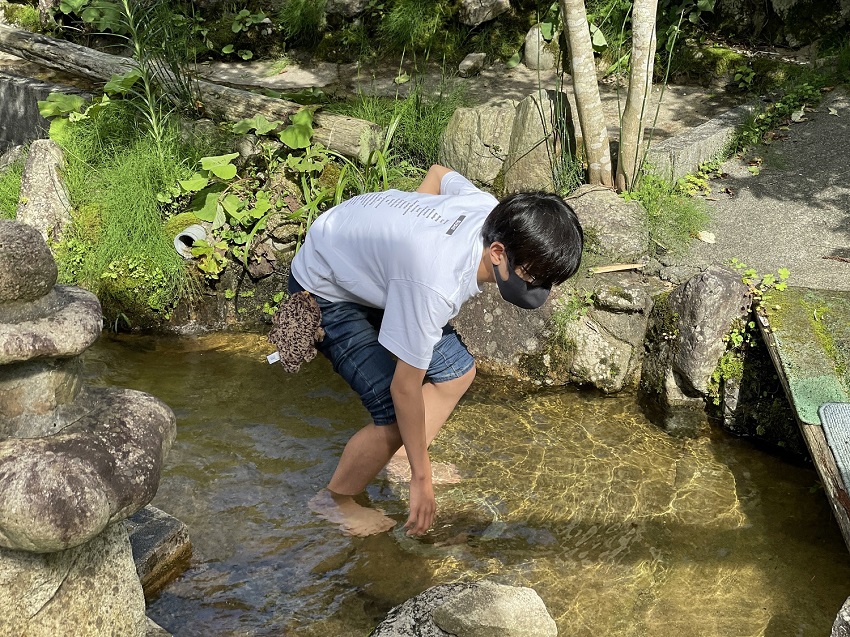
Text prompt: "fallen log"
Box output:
[[0, 23, 382, 161]]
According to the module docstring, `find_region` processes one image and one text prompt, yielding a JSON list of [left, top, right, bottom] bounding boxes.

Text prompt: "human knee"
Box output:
[[377, 422, 404, 450]]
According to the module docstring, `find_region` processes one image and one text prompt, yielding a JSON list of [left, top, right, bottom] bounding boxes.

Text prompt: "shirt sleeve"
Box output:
[[440, 171, 483, 197], [378, 279, 456, 370]]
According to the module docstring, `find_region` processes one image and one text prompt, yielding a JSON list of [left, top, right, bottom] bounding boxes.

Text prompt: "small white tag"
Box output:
[[267, 351, 281, 365]]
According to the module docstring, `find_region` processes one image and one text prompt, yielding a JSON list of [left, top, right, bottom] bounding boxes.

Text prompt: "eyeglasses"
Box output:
[[516, 263, 544, 287]]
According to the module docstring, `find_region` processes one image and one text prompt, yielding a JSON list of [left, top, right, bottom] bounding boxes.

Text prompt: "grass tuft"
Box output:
[[53, 100, 217, 323], [625, 172, 710, 256], [0, 155, 26, 219]]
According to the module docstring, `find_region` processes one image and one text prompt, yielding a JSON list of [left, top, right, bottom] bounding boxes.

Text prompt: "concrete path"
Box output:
[[675, 87, 850, 291]]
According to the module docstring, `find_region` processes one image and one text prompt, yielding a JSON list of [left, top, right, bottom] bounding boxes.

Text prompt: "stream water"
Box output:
[[82, 333, 850, 637]]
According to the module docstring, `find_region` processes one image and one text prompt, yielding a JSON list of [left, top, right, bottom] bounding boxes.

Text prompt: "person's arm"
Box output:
[[416, 164, 454, 195], [390, 359, 434, 535]]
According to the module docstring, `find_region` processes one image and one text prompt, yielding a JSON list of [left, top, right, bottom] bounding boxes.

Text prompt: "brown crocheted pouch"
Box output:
[[267, 291, 325, 373]]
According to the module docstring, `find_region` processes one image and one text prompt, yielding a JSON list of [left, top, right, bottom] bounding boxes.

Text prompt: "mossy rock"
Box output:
[[2, 3, 41, 31], [666, 44, 747, 85]]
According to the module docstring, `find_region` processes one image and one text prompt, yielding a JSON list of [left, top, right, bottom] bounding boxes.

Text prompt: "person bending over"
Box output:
[[288, 165, 584, 537]]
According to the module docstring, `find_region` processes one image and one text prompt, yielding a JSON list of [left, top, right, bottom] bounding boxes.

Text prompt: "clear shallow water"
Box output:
[[82, 333, 850, 637]]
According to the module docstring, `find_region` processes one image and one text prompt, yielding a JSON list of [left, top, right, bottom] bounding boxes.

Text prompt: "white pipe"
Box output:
[[173, 224, 206, 259]]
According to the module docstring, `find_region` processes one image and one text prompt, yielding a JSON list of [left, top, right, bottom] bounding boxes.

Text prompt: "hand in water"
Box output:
[[405, 477, 435, 536], [308, 489, 395, 537]]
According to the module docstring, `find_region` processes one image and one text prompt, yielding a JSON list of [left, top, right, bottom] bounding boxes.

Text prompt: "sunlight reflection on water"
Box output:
[[82, 333, 850, 637]]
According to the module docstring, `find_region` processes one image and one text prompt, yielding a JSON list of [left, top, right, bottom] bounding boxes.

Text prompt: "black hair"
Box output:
[[482, 191, 584, 286]]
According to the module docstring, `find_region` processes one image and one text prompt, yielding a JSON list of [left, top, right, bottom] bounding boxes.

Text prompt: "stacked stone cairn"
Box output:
[[0, 219, 176, 636]]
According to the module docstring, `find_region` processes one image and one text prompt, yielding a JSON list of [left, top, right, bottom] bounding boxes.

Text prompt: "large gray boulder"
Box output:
[[549, 273, 664, 393], [0, 219, 58, 303], [639, 266, 751, 433], [454, 272, 663, 392], [0, 522, 147, 637], [523, 25, 559, 71], [503, 90, 575, 193], [0, 387, 176, 552], [440, 106, 515, 186], [566, 185, 650, 263], [372, 581, 557, 637], [458, 0, 511, 26], [15, 139, 72, 244]]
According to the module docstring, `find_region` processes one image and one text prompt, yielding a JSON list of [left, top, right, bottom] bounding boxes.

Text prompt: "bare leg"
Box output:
[[387, 367, 476, 483], [312, 367, 476, 536]]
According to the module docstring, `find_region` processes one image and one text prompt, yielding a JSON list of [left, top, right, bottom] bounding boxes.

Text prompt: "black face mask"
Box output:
[[493, 258, 551, 310]]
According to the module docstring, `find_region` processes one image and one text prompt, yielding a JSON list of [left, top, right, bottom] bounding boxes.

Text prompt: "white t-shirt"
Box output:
[[290, 171, 498, 369]]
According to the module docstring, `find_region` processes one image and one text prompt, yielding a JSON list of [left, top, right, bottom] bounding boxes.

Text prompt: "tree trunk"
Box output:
[[0, 24, 381, 161], [559, 0, 613, 187], [615, 0, 659, 192]]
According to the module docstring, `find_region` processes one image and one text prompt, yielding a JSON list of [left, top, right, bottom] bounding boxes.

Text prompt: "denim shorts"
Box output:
[[288, 275, 474, 425]]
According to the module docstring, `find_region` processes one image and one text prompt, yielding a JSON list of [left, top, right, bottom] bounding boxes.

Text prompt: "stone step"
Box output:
[[125, 505, 192, 601]]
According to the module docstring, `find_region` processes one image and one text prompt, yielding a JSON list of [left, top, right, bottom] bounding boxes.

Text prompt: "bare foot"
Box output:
[[308, 489, 396, 537], [383, 455, 463, 485]]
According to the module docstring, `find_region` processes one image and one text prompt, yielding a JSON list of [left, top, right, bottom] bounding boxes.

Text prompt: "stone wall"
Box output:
[[0, 72, 86, 154]]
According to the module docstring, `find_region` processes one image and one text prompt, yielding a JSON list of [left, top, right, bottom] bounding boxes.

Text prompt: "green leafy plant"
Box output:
[[734, 64, 756, 90], [231, 8, 266, 33], [733, 83, 824, 153], [729, 259, 790, 306], [57, 0, 124, 32], [263, 290, 286, 315], [49, 96, 218, 326]]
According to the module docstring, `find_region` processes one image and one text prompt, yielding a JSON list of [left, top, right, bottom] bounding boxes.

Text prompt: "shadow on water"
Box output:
[[82, 333, 850, 637]]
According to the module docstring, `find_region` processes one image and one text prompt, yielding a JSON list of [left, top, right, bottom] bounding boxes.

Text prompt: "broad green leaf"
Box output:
[[84, 94, 111, 119], [212, 203, 227, 230], [179, 173, 209, 192], [209, 163, 237, 180], [38, 93, 85, 118], [231, 21, 242, 33], [200, 153, 239, 170], [59, 0, 87, 15], [239, 50, 254, 60], [104, 69, 142, 95], [697, 0, 715, 11], [505, 51, 521, 69], [252, 198, 271, 217], [222, 44, 235, 54], [393, 72, 410, 85], [233, 114, 281, 135], [222, 193, 243, 216], [191, 185, 225, 222], [278, 109, 315, 149], [539, 22, 554, 42], [590, 24, 608, 50], [688, 10, 700, 23]]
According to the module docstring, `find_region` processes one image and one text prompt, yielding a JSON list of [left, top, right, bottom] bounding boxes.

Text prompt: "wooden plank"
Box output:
[[758, 287, 850, 552], [0, 24, 382, 161]]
